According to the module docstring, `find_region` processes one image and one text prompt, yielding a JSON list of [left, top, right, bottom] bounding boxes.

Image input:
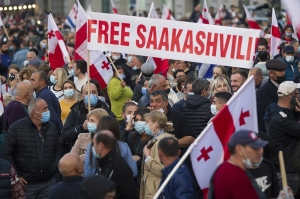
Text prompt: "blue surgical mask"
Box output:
[[64, 89, 74, 98], [297, 46, 300, 53], [69, 69, 75, 76], [50, 75, 57, 84], [92, 147, 99, 158], [37, 111, 51, 123], [142, 87, 147, 95], [119, 74, 126, 80], [33, 92, 36, 98], [87, 122, 97, 133], [84, 94, 98, 106], [285, 32, 292, 37], [144, 124, 153, 136], [134, 121, 146, 134], [132, 66, 138, 70], [127, 56, 132, 63], [41, 43, 47, 49]]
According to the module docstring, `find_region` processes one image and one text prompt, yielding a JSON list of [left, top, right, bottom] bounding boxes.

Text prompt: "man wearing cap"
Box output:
[[282, 45, 299, 81], [256, 59, 287, 132], [131, 62, 154, 103], [210, 129, 268, 199], [264, 81, 300, 193]]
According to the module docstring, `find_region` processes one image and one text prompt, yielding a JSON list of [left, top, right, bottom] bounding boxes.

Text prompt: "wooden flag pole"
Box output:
[[3, 25, 9, 40], [279, 151, 288, 188], [105, 51, 123, 81], [87, 50, 91, 112]]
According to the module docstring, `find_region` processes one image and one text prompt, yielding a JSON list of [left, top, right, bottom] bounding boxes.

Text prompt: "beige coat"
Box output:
[[71, 133, 92, 162], [139, 132, 176, 199]]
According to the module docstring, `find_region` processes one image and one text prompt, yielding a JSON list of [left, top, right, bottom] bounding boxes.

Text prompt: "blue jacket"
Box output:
[[282, 58, 299, 81], [11, 48, 29, 69], [84, 141, 138, 177], [158, 158, 196, 199], [37, 86, 63, 133]]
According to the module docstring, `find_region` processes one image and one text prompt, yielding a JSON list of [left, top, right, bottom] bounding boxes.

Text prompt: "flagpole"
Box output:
[[87, 50, 91, 112], [105, 51, 123, 81], [153, 121, 214, 199], [136, 0, 139, 17], [3, 25, 9, 40]]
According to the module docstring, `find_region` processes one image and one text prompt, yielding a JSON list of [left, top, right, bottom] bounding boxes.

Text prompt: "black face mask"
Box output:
[[2, 50, 8, 54], [165, 88, 170, 94], [276, 76, 285, 84]]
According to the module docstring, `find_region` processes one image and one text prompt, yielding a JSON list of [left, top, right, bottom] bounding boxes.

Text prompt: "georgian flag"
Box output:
[[65, 3, 77, 32], [75, 1, 113, 88], [214, 4, 224, 25], [161, 4, 175, 21], [197, 0, 215, 25], [48, 14, 70, 69], [270, 8, 281, 58], [243, 5, 261, 30], [191, 76, 257, 198], [110, 0, 118, 14]]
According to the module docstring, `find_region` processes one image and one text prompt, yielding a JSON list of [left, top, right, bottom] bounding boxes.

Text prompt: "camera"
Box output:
[[9, 74, 15, 81]]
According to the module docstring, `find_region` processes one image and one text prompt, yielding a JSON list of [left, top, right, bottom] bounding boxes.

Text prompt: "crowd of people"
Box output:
[[0, 2, 299, 199]]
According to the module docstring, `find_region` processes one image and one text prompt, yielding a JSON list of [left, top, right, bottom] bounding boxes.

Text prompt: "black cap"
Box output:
[[283, 45, 295, 53], [266, 59, 287, 70], [228, 129, 268, 149]]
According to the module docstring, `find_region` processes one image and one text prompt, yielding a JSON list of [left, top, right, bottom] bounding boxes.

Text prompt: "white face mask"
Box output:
[[126, 115, 134, 124], [172, 68, 176, 72], [157, 103, 165, 113], [112, 55, 120, 60], [210, 104, 218, 115], [285, 55, 294, 63], [188, 92, 194, 95], [127, 56, 132, 63], [242, 148, 263, 169]]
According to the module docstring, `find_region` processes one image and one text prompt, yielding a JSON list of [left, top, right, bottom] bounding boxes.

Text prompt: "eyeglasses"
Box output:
[[38, 132, 44, 144]]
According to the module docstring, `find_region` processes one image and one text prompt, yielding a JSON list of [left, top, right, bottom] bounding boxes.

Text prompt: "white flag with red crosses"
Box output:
[[197, 0, 215, 25], [74, 1, 113, 88], [48, 14, 70, 69], [191, 76, 257, 198]]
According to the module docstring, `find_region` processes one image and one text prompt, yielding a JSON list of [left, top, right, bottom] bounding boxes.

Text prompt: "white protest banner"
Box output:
[[87, 12, 261, 69]]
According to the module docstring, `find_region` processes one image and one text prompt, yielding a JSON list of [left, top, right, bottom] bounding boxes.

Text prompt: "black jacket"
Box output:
[[182, 94, 213, 137], [2, 116, 62, 182], [96, 149, 139, 199], [264, 103, 300, 172], [48, 176, 83, 199], [0, 158, 11, 199], [61, 100, 114, 144], [257, 79, 278, 132]]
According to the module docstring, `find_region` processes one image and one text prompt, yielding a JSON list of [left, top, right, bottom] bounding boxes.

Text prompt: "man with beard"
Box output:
[[257, 59, 287, 132], [0, 42, 11, 69]]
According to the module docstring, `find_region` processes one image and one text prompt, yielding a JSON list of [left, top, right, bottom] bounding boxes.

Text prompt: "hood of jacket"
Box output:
[[186, 94, 211, 109], [263, 103, 288, 122]]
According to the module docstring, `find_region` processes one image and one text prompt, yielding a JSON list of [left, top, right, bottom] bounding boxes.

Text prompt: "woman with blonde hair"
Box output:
[[211, 76, 232, 96], [140, 111, 176, 199], [19, 67, 36, 82], [49, 68, 67, 99], [71, 108, 109, 161]]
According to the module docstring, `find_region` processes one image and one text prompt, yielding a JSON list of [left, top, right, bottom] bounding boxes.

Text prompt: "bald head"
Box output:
[[81, 83, 97, 95], [249, 67, 262, 76], [27, 51, 36, 61], [59, 153, 83, 177], [15, 81, 34, 104], [100, 130, 115, 138]]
